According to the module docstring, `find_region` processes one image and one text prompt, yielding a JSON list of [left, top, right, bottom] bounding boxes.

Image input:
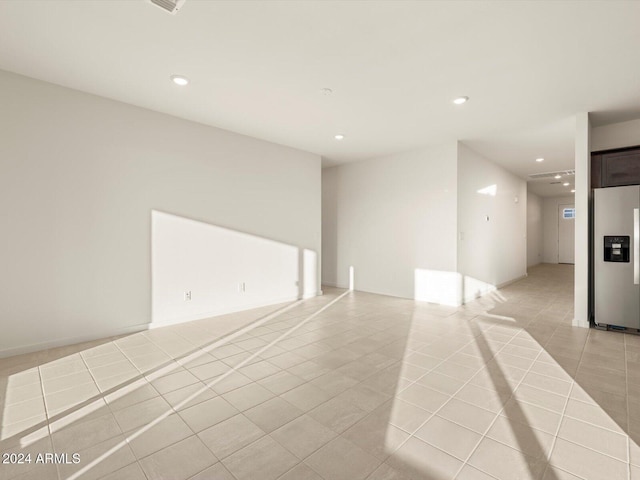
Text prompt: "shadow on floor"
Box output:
[[0, 265, 632, 480]]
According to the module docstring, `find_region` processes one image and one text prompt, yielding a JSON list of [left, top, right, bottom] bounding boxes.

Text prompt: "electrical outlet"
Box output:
[[184, 291, 191, 301], [237, 282, 246, 293]]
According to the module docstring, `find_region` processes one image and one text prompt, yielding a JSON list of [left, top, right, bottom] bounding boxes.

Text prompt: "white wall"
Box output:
[[527, 191, 543, 267], [542, 196, 576, 264], [321, 144, 458, 303], [0, 70, 321, 357], [574, 112, 591, 328], [321, 166, 339, 289], [591, 118, 640, 152], [152, 211, 317, 326], [457, 143, 527, 303], [322, 142, 528, 306]]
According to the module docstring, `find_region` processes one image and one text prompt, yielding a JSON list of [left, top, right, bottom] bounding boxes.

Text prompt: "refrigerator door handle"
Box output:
[[635, 208, 639, 285]]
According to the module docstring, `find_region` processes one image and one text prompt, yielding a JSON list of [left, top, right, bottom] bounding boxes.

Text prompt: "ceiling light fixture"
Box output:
[[535, 158, 544, 162], [571, 189, 576, 193], [170, 75, 189, 86], [554, 174, 562, 179], [563, 182, 570, 186], [334, 134, 345, 140], [453, 96, 469, 105], [321, 88, 333, 95]]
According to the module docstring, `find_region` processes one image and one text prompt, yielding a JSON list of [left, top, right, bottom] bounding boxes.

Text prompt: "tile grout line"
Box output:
[[451, 322, 552, 479], [235, 302, 466, 479], [219, 298, 406, 480], [73, 347, 141, 480], [4, 274, 626, 480], [538, 314, 582, 479], [406, 353, 574, 409], [46, 324, 258, 480], [263, 340, 404, 474], [382, 319, 523, 473], [177, 299, 379, 479], [61, 290, 352, 480], [270, 284, 544, 474], [108, 299, 338, 405], [543, 328, 633, 475], [541, 379, 577, 478], [109, 338, 186, 480]]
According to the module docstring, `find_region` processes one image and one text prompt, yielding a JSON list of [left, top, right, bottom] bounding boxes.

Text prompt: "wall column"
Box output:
[[574, 112, 591, 328]]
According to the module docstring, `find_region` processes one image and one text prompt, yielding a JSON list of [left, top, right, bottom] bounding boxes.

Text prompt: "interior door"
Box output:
[[558, 204, 575, 264]]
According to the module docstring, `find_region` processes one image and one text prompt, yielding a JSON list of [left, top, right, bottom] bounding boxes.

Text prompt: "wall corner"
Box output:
[[574, 112, 591, 328]]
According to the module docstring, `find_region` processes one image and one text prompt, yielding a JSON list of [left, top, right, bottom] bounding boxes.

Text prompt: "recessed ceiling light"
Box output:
[[453, 96, 469, 105], [170, 75, 189, 86], [571, 189, 576, 193], [563, 182, 570, 186], [535, 158, 544, 162], [554, 174, 562, 179], [334, 134, 345, 140]]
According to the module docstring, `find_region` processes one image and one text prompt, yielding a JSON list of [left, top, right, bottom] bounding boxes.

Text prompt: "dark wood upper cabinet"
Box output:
[[592, 146, 640, 188]]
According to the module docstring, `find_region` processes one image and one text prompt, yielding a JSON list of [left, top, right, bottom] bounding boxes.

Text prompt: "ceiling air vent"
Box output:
[[148, 0, 186, 14], [528, 169, 575, 180]]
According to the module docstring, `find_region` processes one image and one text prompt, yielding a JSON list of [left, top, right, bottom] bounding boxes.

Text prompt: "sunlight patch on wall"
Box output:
[[477, 184, 497, 196], [302, 249, 318, 298], [152, 210, 315, 325], [349, 266, 355, 291], [414, 269, 461, 306], [462, 275, 497, 304]]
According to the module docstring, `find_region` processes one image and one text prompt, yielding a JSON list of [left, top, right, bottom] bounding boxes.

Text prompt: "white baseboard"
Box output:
[[321, 281, 348, 289], [497, 274, 528, 289], [459, 273, 528, 305], [150, 295, 303, 328], [0, 323, 150, 359], [0, 293, 322, 359]]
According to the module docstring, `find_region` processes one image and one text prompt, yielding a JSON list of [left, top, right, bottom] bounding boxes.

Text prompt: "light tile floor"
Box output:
[[1, 264, 639, 479]]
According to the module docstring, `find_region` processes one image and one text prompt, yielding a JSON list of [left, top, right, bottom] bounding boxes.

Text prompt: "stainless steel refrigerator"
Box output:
[[594, 185, 640, 329]]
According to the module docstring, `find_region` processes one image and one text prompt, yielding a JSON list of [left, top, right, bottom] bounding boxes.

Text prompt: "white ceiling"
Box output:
[[527, 174, 576, 198], [1, 1, 639, 196]]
